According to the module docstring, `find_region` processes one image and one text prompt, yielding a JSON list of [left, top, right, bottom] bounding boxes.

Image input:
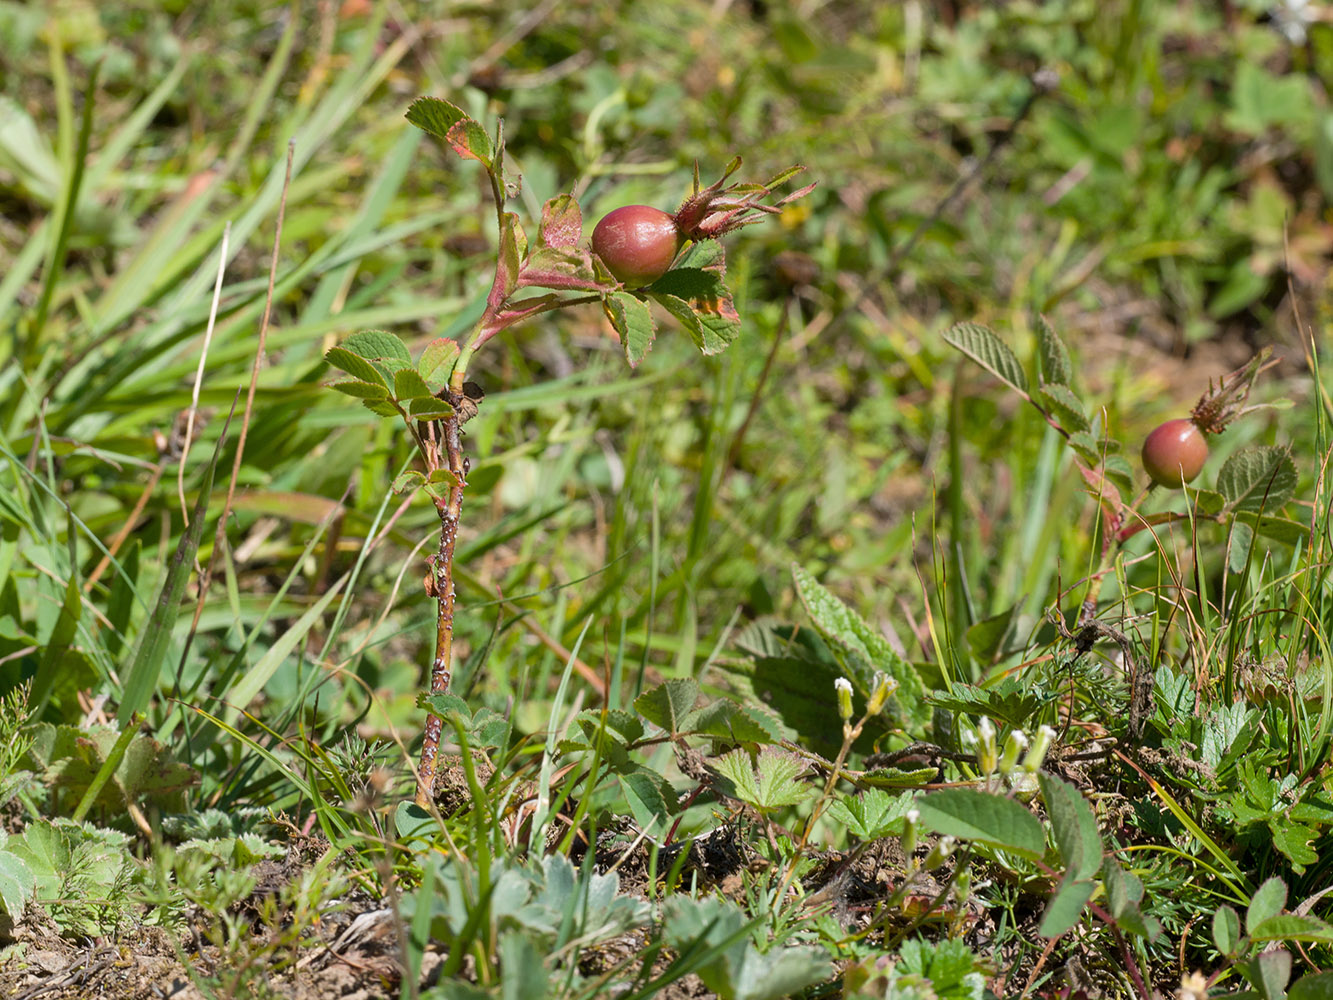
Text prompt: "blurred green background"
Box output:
[[0, 0, 1325, 767]]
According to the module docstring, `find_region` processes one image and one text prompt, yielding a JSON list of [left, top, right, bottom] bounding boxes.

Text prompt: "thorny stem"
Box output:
[[415, 404, 468, 807]]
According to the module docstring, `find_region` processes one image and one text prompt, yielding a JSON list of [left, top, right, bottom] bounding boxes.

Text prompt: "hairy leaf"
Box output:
[[943, 322, 1029, 395]]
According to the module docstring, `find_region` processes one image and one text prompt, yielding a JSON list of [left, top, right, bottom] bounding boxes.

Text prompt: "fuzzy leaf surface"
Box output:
[[943, 322, 1029, 395], [1218, 446, 1297, 513]]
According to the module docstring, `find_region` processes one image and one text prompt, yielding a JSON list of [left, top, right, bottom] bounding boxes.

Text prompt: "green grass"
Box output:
[[2, 2, 1333, 998]]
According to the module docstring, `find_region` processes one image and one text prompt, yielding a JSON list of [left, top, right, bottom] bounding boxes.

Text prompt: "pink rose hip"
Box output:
[[591, 205, 682, 288], [1142, 418, 1208, 488]]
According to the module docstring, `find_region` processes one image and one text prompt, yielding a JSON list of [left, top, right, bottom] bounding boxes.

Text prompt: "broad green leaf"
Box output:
[[675, 240, 725, 270], [791, 564, 927, 725], [928, 679, 1052, 728], [393, 470, 426, 494], [620, 767, 675, 833], [8, 821, 67, 901], [653, 292, 738, 356], [393, 367, 433, 401], [1039, 773, 1102, 881], [587, 708, 645, 746], [943, 322, 1028, 394], [1248, 876, 1289, 935], [712, 747, 812, 812], [1255, 949, 1294, 1000], [417, 337, 460, 394], [1218, 447, 1298, 513], [916, 788, 1045, 859], [1234, 511, 1308, 545], [498, 931, 548, 1000], [1214, 904, 1243, 956], [1035, 313, 1073, 386], [0, 848, 34, 917], [690, 699, 784, 744], [634, 678, 699, 735], [324, 346, 388, 387], [965, 605, 1017, 664], [606, 291, 657, 368], [1251, 914, 1333, 943], [1271, 820, 1319, 871], [1039, 878, 1094, 938], [827, 788, 913, 840], [1036, 383, 1089, 433], [338, 328, 413, 364], [649, 266, 726, 301], [333, 329, 414, 386], [362, 397, 402, 418], [1291, 971, 1333, 999], [409, 396, 454, 419], [326, 377, 388, 399], [404, 96, 467, 140]]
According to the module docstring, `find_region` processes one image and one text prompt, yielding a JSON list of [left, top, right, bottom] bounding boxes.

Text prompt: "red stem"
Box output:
[[415, 407, 468, 806]]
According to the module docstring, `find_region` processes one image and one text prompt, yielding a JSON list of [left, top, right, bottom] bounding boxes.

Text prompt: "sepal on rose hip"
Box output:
[[673, 157, 814, 242]]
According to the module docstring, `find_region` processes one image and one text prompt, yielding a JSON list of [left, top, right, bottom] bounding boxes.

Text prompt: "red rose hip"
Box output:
[[1142, 418, 1208, 488], [592, 205, 682, 288]]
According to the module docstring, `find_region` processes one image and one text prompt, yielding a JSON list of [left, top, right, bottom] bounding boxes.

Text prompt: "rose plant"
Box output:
[[322, 97, 812, 805]]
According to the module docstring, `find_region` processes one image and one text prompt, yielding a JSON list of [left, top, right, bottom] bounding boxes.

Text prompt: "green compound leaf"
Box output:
[[606, 291, 657, 368], [1035, 313, 1073, 387], [1218, 446, 1298, 513], [943, 322, 1028, 395], [915, 787, 1045, 861]]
